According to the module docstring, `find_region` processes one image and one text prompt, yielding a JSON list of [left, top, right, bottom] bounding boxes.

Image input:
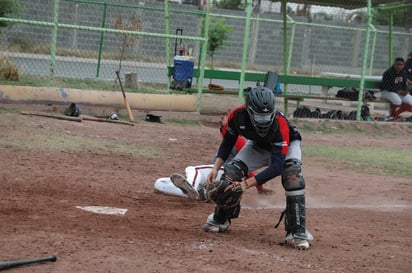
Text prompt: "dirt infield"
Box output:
[[1, 103, 411, 273]]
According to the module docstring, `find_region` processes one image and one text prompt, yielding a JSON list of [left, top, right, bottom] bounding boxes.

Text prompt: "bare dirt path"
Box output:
[[0, 103, 411, 273]]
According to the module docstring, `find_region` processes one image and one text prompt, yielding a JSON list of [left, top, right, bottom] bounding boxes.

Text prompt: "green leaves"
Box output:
[[0, 0, 21, 28], [207, 18, 233, 58]]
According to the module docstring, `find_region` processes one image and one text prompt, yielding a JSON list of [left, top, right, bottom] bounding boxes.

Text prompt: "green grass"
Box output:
[[1, 127, 170, 158], [293, 119, 412, 135], [0, 107, 19, 113], [0, 76, 169, 94], [305, 144, 412, 177]]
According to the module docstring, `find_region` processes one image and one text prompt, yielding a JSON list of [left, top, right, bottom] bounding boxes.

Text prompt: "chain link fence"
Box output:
[[0, 0, 411, 97], [208, 2, 411, 94], [1, 0, 205, 93]]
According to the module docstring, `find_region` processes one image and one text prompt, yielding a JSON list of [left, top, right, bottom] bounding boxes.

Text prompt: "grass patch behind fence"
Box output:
[[0, 76, 169, 94]]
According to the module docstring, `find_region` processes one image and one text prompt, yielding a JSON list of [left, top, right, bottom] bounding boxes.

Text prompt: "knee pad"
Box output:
[[282, 159, 305, 191]]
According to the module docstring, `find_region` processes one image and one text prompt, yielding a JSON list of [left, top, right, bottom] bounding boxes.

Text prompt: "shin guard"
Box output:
[[285, 189, 307, 239]]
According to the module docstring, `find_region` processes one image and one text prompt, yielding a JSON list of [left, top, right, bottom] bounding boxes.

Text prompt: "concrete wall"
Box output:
[[2, 0, 411, 76]]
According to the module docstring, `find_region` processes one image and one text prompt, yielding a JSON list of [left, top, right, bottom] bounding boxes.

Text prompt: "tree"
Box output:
[[215, 0, 244, 10], [113, 16, 141, 75], [206, 18, 233, 88], [372, 8, 407, 27], [207, 18, 233, 70], [0, 0, 21, 28]]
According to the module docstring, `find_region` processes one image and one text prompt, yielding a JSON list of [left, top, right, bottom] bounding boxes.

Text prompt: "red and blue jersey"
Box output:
[[218, 105, 300, 184]]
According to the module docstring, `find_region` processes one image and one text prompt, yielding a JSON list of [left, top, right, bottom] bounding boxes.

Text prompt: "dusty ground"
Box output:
[[0, 102, 411, 273]]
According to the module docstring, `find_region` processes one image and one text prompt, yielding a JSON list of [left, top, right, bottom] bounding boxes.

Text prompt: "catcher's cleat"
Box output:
[[285, 231, 313, 250], [293, 238, 310, 250], [170, 173, 199, 200], [203, 213, 230, 233], [306, 230, 314, 241]]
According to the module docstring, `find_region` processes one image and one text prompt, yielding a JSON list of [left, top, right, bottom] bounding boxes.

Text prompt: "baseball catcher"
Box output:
[[203, 87, 313, 250], [202, 158, 248, 233]]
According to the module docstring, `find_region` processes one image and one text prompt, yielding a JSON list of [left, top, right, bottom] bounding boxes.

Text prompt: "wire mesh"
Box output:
[[0, 0, 411, 97]]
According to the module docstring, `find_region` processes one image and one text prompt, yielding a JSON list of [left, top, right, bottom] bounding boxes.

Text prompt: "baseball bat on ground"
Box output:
[[21, 111, 82, 122], [0, 255, 57, 271], [115, 70, 135, 122]]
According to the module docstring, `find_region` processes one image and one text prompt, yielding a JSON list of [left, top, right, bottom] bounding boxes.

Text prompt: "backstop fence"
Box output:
[[0, 0, 411, 110]]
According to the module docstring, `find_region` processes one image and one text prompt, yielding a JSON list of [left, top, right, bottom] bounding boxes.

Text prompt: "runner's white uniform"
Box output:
[[154, 165, 224, 198]]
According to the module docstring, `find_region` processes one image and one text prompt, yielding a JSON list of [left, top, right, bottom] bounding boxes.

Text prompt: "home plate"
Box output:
[[76, 206, 128, 215]]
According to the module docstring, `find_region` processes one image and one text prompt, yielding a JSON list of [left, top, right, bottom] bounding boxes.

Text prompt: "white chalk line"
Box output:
[[189, 240, 332, 272]]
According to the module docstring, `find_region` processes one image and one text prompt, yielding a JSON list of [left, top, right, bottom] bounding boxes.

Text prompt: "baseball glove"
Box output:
[[204, 179, 243, 208]]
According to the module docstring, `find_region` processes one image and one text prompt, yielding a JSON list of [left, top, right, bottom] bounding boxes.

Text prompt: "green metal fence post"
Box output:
[[281, 0, 289, 114], [286, 15, 295, 77], [164, 0, 171, 93], [369, 24, 377, 76], [197, 12, 206, 87], [49, 0, 60, 85], [356, 0, 373, 121], [238, 0, 253, 104], [196, 1, 210, 112], [96, 2, 107, 78], [389, 11, 394, 65]]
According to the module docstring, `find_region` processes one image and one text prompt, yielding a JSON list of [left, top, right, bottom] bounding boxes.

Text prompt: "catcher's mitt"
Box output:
[[204, 158, 248, 207], [204, 180, 243, 208]]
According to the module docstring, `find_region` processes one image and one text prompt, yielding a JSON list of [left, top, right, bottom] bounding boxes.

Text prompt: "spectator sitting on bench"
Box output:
[[380, 57, 412, 117], [404, 51, 412, 93]]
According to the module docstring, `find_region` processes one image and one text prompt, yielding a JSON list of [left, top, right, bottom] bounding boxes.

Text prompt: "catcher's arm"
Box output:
[[207, 157, 225, 184], [241, 176, 257, 191], [225, 181, 247, 192], [241, 178, 273, 194], [227, 176, 257, 191]]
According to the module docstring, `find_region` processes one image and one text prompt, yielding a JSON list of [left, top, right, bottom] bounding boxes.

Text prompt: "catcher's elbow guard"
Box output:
[[222, 159, 248, 182], [281, 159, 305, 191]]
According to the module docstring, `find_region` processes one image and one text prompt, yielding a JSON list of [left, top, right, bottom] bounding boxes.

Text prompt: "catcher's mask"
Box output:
[[245, 87, 276, 137], [223, 159, 248, 182]]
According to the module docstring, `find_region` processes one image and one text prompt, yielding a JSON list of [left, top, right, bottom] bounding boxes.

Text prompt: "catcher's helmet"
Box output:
[[223, 159, 248, 182], [246, 87, 276, 137]]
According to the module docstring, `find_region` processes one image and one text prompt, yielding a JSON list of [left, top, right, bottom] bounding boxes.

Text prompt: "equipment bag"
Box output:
[[264, 71, 282, 94]]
